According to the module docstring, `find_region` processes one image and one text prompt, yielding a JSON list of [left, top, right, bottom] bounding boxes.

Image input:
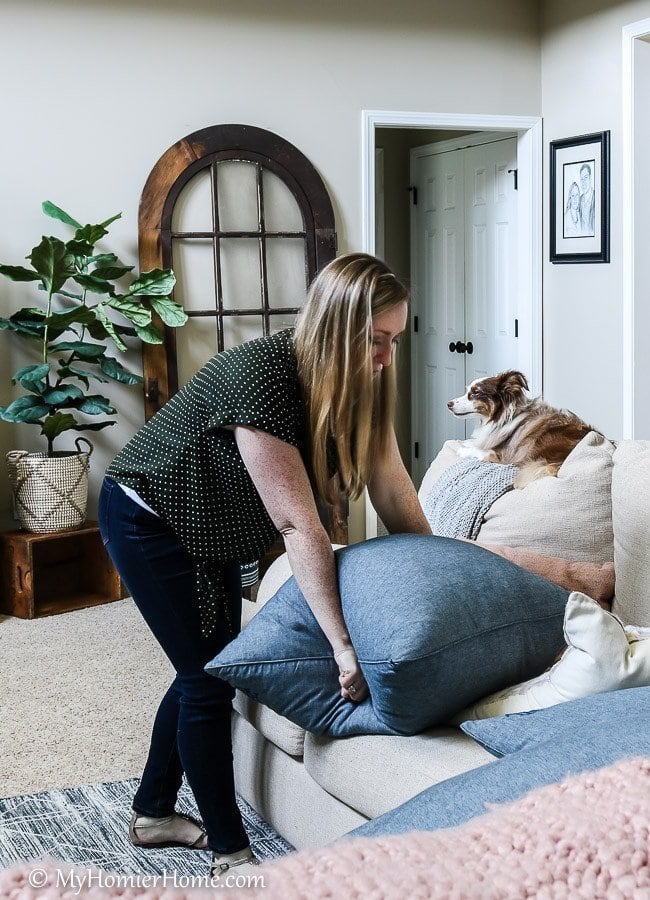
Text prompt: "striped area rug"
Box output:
[[0, 778, 293, 875]]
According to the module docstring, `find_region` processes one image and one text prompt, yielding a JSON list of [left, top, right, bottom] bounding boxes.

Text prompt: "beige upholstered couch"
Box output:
[[232, 440, 650, 850]]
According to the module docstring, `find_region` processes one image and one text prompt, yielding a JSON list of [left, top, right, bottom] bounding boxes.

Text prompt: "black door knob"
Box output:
[[455, 341, 467, 353], [466, 341, 473, 354]]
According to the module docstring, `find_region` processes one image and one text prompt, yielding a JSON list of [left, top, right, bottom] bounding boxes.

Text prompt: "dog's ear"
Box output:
[[499, 370, 529, 400]]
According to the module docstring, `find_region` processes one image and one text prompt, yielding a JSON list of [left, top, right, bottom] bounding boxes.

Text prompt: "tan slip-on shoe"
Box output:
[[129, 811, 208, 849]]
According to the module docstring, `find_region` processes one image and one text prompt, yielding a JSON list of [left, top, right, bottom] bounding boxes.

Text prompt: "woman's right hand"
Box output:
[[335, 646, 369, 703]]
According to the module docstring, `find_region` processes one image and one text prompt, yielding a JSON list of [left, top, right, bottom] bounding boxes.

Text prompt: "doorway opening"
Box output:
[[361, 110, 542, 536]]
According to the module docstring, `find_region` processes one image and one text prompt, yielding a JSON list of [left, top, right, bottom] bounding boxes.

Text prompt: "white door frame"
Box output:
[[361, 109, 542, 537], [622, 18, 650, 439]]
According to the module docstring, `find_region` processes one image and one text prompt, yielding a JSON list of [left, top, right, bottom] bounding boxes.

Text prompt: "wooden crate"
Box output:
[[0, 522, 122, 618]]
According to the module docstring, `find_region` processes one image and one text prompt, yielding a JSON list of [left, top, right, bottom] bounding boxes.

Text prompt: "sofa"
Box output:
[[227, 437, 650, 851]]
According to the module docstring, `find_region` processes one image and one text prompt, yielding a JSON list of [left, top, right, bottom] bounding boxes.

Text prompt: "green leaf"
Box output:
[[73, 272, 115, 295], [99, 356, 143, 384], [40, 411, 78, 441], [98, 212, 122, 229], [76, 395, 116, 415], [151, 295, 188, 328], [42, 201, 82, 230], [49, 340, 106, 359], [73, 216, 122, 247], [72, 421, 115, 432], [43, 384, 84, 404], [127, 268, 176, 297], [66, 239, 95, 258], [0, 309, 46, 337], [91, 263, 134, 280], [0, 396, 50, 423], [133, 321, 163, 344], [106, 295, 152, 327], [96, 305, 127, 352], [87, 253, 118, 265], [53, 288, 84, 302], [13, 364, 50, 392], [56, 365, 89, 389], [28, 237, 75, 294], [0, 264, 43, 283], [73, 224, 108, 246]]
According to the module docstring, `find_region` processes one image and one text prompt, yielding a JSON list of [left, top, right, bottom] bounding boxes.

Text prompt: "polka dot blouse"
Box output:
[[106, 329, 307, 636]]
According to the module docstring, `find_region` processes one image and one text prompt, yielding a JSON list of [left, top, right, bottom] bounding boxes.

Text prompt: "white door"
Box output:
[[411, 136, 518, 485]]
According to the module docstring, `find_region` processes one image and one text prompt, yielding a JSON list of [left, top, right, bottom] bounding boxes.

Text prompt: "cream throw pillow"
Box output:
[[419, 432, 615, 564], [456, 592, 650, 721]]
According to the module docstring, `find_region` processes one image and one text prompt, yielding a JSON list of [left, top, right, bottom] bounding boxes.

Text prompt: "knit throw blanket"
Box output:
[[3, 758, 648, 897], [421, 457, 518, 539]]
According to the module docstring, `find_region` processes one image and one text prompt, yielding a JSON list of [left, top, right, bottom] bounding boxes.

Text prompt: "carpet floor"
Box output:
[[0, 778, 293, 874]]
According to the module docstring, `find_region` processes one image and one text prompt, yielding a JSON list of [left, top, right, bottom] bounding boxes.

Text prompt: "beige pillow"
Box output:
[[419, 432, 615, 564], [611, 441, 650, 626]]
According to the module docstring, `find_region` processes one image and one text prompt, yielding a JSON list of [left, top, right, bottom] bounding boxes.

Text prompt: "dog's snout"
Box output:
[[447, 400, 454, 409]]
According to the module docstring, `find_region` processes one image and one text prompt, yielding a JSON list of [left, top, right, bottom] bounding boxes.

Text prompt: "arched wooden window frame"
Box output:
[[138, 123, 337, 420], [137, 124, 346, 549]]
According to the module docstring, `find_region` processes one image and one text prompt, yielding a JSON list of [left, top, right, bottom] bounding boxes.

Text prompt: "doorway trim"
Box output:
[[622, 18, 650, 439], [362, 109, 542, 386], [361, 109, 542, 538]]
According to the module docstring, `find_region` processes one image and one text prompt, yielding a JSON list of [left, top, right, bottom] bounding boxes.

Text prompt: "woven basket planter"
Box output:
[[7, 438, 93, 533]]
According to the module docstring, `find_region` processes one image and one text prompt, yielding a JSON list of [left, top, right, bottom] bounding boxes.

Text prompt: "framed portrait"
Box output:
[[550, 131, 610, 264]]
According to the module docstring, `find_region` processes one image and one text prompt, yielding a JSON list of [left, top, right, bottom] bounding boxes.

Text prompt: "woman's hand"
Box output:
[[334, 646, 368, 703]]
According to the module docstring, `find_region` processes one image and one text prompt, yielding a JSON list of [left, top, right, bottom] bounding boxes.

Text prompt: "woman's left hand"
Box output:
[[335, 646, 369, 703]]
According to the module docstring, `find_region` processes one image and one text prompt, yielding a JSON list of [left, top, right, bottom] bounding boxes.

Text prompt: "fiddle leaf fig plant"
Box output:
[[0, 201, 187, 455]]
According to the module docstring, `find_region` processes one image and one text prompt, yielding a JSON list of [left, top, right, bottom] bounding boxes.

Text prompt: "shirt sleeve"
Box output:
[[204, 331, 305, 449]]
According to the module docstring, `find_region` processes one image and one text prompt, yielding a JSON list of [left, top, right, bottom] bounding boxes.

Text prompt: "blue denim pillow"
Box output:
[[460, 684, 650, 757], [206, 534, 569, 736], [349, 686, 650, 838]]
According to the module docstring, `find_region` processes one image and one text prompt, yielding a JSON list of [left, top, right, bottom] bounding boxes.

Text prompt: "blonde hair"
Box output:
[[293, 253, 409, 505]]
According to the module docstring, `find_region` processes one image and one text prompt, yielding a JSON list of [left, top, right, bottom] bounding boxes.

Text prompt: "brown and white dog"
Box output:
[[447, 370, 599, 485]]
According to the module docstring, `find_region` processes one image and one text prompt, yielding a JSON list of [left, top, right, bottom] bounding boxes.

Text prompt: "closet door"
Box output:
[[410, 136, 518, 486]]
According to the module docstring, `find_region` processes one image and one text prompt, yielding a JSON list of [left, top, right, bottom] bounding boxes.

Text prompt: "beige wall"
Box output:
[[0, 0, 541, 529], [541, 0, 650, 438]]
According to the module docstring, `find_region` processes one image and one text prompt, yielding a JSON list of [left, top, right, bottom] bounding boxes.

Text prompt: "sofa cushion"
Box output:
[[456, 592, 650, 720], [303, 726, 494, 819], [349, 686, 650, 838], [419, 432, 615, 563], [207, 534, 569, 737], [612, 440, 650, 625], [233, 691, 305, 757]]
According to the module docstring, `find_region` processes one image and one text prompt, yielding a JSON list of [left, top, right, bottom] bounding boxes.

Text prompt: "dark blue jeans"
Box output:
[[98, 477, 249, 854]]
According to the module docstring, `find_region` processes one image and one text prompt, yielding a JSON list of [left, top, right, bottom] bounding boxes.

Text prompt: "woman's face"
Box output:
[[371, 301, 408, 376]]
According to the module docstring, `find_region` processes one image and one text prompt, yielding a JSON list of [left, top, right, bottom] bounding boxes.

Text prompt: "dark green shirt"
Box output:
[[107, 329, 306, 635]]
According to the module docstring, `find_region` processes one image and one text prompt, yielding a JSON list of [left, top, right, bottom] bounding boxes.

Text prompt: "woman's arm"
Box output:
[[234, 425, 368, 702], [367, 428, 432, 536]]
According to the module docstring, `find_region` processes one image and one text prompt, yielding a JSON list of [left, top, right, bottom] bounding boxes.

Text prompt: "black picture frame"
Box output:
[[550, 131, 610, 264]]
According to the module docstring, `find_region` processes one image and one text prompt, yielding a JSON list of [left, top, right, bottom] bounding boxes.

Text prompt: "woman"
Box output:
[[98, 252, 431, 876]]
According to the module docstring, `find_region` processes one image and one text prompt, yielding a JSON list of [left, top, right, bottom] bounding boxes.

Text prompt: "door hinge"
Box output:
[[413, 315, 419, 333], [514, 318, 519, 338], [414, 441, 419, 459], [507, 168, 518, 190], [408, 185, 418, 205]]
